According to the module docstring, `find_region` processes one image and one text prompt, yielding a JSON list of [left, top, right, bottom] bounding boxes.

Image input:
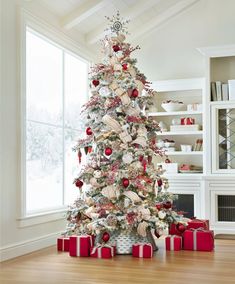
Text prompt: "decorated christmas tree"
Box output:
[[65, 12, 185, 254]]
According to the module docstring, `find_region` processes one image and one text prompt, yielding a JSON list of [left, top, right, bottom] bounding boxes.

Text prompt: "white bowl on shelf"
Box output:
[[161, 102, 184, 112], [164, 142, 175, 148]]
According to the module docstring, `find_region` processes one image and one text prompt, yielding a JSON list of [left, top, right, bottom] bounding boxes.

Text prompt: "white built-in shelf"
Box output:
[[148, 110, 203, 117], [165, 151, 203, 155], [164, 173, 203, 178], [156, 131, 203, 136], [209, 101, 235, 105]]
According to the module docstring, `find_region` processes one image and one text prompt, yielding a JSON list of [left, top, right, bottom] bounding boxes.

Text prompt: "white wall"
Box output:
[[0, 0, 91, 262], [134, 0, 235, 81]]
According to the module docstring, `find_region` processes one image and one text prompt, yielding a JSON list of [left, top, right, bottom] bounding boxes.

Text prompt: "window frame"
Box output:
[[18, 9, 91, 226]]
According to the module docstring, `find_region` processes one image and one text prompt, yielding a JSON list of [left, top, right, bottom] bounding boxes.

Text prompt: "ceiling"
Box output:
[[24, 0, 199, 45]]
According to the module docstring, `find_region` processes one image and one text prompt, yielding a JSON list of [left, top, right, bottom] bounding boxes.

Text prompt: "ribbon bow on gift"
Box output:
[[91, 243, 115, 258], [135, 243, 153, 257]]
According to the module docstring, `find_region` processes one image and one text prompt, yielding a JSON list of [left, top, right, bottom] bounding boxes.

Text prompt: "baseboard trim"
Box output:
[[0, 231, 60, 262]]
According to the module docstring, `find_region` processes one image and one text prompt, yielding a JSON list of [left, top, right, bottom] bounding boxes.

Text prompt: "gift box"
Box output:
[[165, 235, 182, 251], [169, 223, 183, 236], [132, 243, 153, 258], [69, 235, 94, 257], [187, 218, 209, 230], [90, 244, 116, 259], [181, 117, 195, 125], [57, 237, 70, 252], [183, 228, 214, 251]]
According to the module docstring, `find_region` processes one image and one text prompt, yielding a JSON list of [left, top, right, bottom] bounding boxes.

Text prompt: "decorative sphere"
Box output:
[[92, 79, 99, 87], [122, 178, 129, 188], [104, 147, 112, 156], [122, 63, 128, 70], [86, 127, 92, 135], [155, 203, 163, 210], [112, 45, 121, 52], [122, 153, 133, 164], [75, 179, 83, 188], [102, 232, 110, 242], [157, 179, 163, 187], [131, 89, 139, 98], [139, 155, 144, 162], [176, 223, 186, 233], [163, 201, 172, 209]]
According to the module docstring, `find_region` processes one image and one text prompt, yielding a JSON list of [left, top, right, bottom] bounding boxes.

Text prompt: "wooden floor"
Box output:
[[0, 239, 235, 284]]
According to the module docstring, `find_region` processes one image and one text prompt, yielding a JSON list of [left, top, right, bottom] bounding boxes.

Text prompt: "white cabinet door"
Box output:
[[211, 103, 235, 173]]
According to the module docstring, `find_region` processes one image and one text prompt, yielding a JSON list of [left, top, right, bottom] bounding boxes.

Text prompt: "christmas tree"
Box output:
[[65, 12, 185, 253]]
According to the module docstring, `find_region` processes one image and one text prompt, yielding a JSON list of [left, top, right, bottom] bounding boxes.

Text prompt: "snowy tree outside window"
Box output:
[[25, 28, 89, 214]]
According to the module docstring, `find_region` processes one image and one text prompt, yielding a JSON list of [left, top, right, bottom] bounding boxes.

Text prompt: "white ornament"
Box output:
[[99, 86, 111, 97], [93, 170, 102, 179], [113, 63, 122, 71], [122, 153, 133, 164], [158, 211, 166, 219]]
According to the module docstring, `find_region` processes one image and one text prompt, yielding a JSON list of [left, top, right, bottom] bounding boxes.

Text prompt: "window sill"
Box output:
[[17, 208, 67, 228]]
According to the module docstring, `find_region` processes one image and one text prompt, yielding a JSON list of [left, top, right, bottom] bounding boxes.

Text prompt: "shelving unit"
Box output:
[[198, 45, 235, 234], [149, 78, 205, 176]]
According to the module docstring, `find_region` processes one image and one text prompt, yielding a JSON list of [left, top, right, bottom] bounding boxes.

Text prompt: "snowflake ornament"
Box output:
[[105, 10, 130, 35]]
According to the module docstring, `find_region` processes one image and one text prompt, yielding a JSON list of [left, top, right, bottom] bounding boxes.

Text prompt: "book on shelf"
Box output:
[[211, 81, 230, 101], [193, 139, 203, 151], [228, 80, 235, 100], [222, 83, 229, 101], [216, 81, 222, 101], [211, 82, 217, 101]]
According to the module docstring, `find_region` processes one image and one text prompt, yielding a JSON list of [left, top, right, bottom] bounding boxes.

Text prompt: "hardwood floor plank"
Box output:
[[0, 239, 235, 284]]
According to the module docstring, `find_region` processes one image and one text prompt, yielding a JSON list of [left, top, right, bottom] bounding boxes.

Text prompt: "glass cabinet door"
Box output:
[[211, 104, 235, 173]]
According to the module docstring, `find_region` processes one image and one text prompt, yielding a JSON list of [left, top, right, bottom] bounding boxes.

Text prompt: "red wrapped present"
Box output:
[[69, 235, 94, 257], [90, 244, 116, 259], [165, 235, 182, 251], [183, 228, 214, 251], [169, 223, 184, 236], [57, 237, 70, 252], [187, 218, 209, 230], [132, 243, 153, 258], [181, 117, 195, 125]]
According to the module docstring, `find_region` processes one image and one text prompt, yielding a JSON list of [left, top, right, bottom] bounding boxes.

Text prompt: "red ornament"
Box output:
[[163, 201, 172, 209], [155, 203, 163, 210], [86, 127, 92, 136], [102, 232, 110, 243], [139, 155, 144, 162], [122, 178, 129, 188], [78, 149, 82, 164], [131, 89, 139, 98], [104, 147, 112, 156], [154, 230, 161, 238], [122, 63, 128, 70], [157, 179, 163, 187], [176, 223, 186, 233], [75, 179, 83, 188], [92, 79, 99, 87], [112, 45, 121, 52]]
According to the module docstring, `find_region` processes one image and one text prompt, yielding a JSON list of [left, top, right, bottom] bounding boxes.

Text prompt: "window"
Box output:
[[25, 28, 88, 215]]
